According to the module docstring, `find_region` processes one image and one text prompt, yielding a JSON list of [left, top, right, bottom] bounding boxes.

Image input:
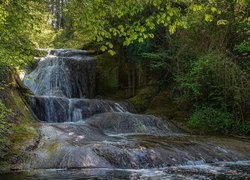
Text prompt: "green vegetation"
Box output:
[[188, 107, 250, 135], [188, 107, 234, 134], [128, 86, 159, 112], [0, 1, 54, 71], [47, 143, 60, 155], [177, 53, 249, 120], [0, 101, 13, 159]]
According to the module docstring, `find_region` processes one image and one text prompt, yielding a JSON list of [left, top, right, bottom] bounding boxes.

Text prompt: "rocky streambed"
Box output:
[[7, 49, 249, 179]]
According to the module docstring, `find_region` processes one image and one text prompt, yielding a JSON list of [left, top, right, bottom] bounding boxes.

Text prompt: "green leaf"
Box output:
[[217, 20, 228, 25], [191, 5, 203, 11], [205, 14, 213, 22], [211, 7, 217, 13], [169, 25, 176, 34], [106, 42, 113, 49], [108, 50, 116, 56], [100, 45, 107, 52]]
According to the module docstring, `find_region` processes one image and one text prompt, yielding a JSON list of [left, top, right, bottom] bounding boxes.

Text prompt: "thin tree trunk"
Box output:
[[132, 64, 136, 96], [128, 65, 131, 96]]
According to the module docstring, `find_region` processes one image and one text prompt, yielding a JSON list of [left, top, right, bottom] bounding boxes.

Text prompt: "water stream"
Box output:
[[11, 49, 250, 179]]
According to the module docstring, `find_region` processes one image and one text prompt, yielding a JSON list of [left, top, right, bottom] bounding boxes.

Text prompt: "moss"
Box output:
[[8, 91, 38, 158], [128, 86, 159, 113], [10, 123, 38, 156], [0, 102, 12, 149], [146, 90, 188, 123], [47, 143, 59, 155], [0, 75, 39, 171]]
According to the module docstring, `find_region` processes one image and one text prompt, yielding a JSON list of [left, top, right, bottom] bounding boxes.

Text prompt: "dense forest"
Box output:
[[0, 0, 250, 157]]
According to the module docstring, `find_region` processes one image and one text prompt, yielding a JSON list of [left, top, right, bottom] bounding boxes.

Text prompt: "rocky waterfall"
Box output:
[[21, 49, 250, 171]]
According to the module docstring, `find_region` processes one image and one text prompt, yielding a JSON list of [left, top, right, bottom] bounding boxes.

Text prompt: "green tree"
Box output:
[[0, 0, 55, 81]]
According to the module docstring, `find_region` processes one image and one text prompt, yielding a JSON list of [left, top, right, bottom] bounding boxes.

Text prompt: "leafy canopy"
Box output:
[[61, 0, 238, 54], [0, 0, 55, 72]]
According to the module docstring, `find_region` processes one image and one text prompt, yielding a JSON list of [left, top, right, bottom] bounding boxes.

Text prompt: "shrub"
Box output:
[[176, 52, 250, 121], [0, 61, 11, 87], [188, 107, 234, 134], [233, 122, 250, 135]]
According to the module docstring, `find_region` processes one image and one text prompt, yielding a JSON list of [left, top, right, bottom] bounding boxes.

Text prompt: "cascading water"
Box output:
[[24, 49, 95, 98], [24, 49, 134, 122], [17, 49, 250, 179]]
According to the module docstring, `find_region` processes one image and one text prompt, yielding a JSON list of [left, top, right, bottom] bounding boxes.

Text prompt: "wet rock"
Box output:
[[24, 123, 113, 169], [49, 49, 96, 57], [28, 96, 134, 122], [24, 123, 250, 170], [85, 112, 182, 135]]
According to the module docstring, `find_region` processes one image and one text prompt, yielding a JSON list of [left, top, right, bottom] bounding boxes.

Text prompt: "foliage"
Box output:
[[188, 106, 250, 135], [29, 5, 57, 48], [234, 41, 250, 53], [0, 61, 11, 87], [0, 101, 12, 120], [0, 0, 56, 81], [234, 122, 250, 135], [176, 52, 250, 121], [58, 0, 239, 54], [0, 1, 32, 67], [188, 107, 234, 134]]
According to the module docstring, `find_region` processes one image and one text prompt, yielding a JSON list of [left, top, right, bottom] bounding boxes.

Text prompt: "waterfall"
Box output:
[[22, 49, 250, 170], [24, 49, 134, 122], [24, 50, 95, 98]]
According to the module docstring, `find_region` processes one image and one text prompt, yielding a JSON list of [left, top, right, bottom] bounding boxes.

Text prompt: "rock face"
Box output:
[[85, 112, 181, 135], [22, 49, 250, 170], [27, 96, 134, 122]]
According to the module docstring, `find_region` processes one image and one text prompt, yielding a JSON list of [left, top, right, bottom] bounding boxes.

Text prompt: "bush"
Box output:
[[188, 107, 234, 134], [0, 61, 11, 87], [176, 52, 250, 121], [233, 122, 250, 135]]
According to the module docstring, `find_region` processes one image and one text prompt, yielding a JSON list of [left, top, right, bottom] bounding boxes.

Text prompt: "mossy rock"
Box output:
[[128, 86, 159, 113], [0, 75, 39, 171], [47, 143, 60, 155], [146, 90, 188, 122]]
